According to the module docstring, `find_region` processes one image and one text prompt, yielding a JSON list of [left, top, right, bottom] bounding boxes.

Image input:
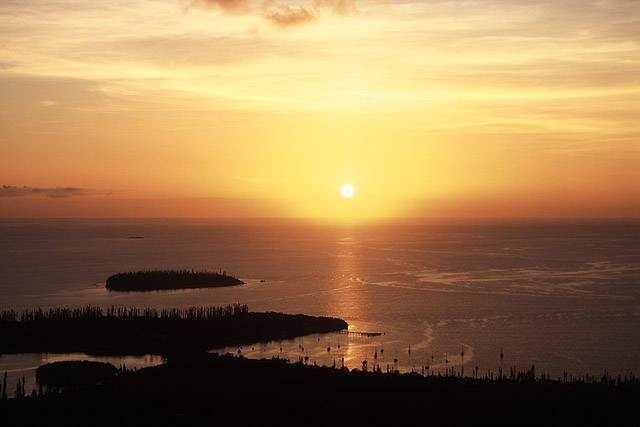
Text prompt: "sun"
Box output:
[[340, 184, 355, 198]]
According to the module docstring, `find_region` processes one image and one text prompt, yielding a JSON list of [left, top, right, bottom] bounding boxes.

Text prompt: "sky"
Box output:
[[1, 0, 639, 219]]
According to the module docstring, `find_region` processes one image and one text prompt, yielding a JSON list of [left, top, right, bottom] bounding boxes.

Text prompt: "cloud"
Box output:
[[190, 0, 360, 28], [313, 0, 358, 16], [262, 0, 359, 28], [263, 4, 317, 28], [0, 185, 112, 199], [188, 0, 250, 12]]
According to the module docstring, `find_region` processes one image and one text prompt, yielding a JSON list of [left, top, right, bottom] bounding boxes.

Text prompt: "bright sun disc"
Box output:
[[340, 184, 355, 198]]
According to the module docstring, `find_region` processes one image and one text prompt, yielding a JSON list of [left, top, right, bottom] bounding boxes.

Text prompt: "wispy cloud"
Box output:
[[263, 0, 360, 27], [0, 185, 113, 198], [263, 4, 317, 28], [188, 0, 250, 13], [313, 0, 358, 16], [190, 0, 360, 27]]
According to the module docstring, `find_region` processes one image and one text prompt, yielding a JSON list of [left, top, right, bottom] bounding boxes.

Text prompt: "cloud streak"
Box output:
[[0, 185, 112, 199], [262, 0, 359, 28], [188, 0, 250, 13], [190, 0, 360, 28], [313, 0, 358, 16], [263, 4, 316, 28]]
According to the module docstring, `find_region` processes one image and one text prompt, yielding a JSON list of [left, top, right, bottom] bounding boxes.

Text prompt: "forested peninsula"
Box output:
[[0, 305, 347, 356], [105, 269, 244, 291]]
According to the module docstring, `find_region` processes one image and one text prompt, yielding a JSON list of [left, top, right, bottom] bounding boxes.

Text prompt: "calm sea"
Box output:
[[1, 218, 639, 387]]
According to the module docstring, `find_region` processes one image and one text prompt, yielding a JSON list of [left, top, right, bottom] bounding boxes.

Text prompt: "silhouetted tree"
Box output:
[[14, 375, 25, 398]]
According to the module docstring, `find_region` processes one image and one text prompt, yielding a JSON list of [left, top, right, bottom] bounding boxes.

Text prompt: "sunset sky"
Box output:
[[1, 0, 638, 219]]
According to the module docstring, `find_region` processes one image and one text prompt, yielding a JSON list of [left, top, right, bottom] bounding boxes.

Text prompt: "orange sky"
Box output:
[[1, 0, 639, 219]]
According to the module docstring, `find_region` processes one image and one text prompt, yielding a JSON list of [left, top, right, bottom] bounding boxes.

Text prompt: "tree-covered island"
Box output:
[[105, 269, 244, 291]]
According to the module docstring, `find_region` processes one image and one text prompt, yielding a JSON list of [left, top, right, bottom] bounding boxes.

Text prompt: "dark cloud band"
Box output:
[[0, 185, 111, 198]]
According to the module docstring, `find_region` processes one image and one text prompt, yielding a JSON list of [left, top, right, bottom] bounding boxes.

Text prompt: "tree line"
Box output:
[[0, 304, 249, 324]]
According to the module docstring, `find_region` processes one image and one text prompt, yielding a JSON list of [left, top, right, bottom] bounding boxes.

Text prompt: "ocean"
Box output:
[[1, 218, 639, 390]]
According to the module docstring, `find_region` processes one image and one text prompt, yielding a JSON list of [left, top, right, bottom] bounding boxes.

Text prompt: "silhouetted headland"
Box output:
[[0, 305, 348, 356], [105, 269, 244, 291]]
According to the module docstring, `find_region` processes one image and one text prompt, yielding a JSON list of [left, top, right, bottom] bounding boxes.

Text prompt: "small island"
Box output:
[[105, 269, 244, 292]]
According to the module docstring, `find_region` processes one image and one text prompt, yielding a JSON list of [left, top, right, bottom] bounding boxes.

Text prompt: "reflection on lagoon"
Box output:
[[212, 329, 462, 376]]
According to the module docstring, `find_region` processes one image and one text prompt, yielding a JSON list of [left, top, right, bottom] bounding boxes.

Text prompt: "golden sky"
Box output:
[[1, 0, 639, 218]]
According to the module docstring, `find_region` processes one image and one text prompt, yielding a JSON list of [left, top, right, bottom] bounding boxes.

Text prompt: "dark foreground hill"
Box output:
[[1, 352, 638, 427]]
